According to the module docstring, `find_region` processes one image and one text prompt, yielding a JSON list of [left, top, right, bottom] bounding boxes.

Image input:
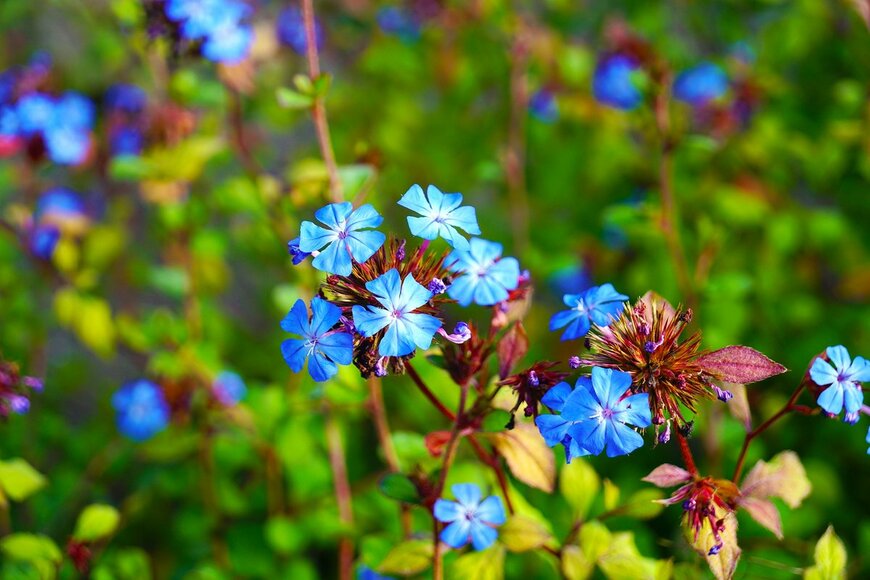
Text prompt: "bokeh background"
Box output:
[[0, 0, 868, 578]]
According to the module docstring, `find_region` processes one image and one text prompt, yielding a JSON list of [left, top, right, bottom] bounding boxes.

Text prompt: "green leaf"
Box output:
[[451, 544, 505, 580], [579, 521, 611, 563], [377, 540, 433, 576], [276, 87, 313, 109], [108, 155, 151, 181], [603, 479, 620, 511], [804, 525, 846, 580], [560, 458, 600, 519], [621, 488, 665, 520], [0, 459, 47, 502], [598, 531, 663, 580], [481, 410, 513, 432], [74, 504, 121, 542], [0, 533, 62, 564], [75, 297, 116, 358], [265, 516, 302, 555], [562, 545, 594, 580], [499, 515, 554, 552], [378, 473, 421, 504], [490, 422, 555, 492]]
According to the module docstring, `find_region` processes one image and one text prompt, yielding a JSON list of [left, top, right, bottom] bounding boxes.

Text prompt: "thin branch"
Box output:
[[675, 430, 698, 475], [505, 19, 530, 254], [405, 361, 456, 421], [301, 0, 343, 202], [324, 405, 354, 580]]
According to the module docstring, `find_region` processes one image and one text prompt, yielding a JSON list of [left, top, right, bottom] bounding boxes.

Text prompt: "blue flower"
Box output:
[[810, 345, 868, 423], [281, 297, 353, 382], [28, 225, 60, 260], [549, 284, 628, 341], [15, 93, 55, 134], [110, 125, 144, 156], [433, 483, 506, 551], [287, 237, 311, 265], [112, 380, 170, 442], [35, 188, 89, 234], [166, 0, 246, 39], [202, 19, 253, 63], [446, 238, 520, 306], [673, 63, 728, 106], [529, 89, 558, 123], [299, 202, 386, 276], [277, 6, 324, 55], [53, 92, 95, 130], [352, 269, 442, 357], [534, 381, 592, 462], [105, 84, 147, 114], [398, 184, 481, 251], [593, 55, 642, 110], [44, 126, 91, 165], [377, 7, 421, 41], [558, 367, 651, 457], [212, 371, 247, 406]]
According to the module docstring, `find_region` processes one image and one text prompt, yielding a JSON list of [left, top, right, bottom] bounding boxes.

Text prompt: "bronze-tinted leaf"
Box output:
[[696, 345, 787, 384]]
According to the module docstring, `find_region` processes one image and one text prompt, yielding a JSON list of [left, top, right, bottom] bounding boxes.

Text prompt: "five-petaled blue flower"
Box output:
[[398, 184, 481, 251], [212, 371, 247, 407], [549, 283, 628, 341], [810, 345, 868, 424], [673, 63, 729, 106], [433, 483, 506, 551], [538, 367, 651, 458], [112, 380, 170, 442], [535, 381, 591, 463], [352, 269, 442, 357], [299, 202, 386, 276], [593, 55, 643, 110], [446, 238, 520, 306], [281, 297, 354, 382]]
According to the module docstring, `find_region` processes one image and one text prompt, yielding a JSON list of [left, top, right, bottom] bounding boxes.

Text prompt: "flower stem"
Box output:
[[367, 377, 411, 536], [732, 382, 806, 482], [405, 361, 456, 421], [675, 429, 698, 475], [301, 0, 343, 203], [324, 405, 354, 580]]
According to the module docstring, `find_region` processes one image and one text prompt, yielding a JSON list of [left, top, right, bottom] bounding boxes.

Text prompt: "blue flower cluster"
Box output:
[[810, 345, 868, 424], [673, 63, 729, 106], [283, 185, 523, 381], [277, 6, 324, 55], [536, 367, 651, 460], [165, 0, 253, 63], [549, 283, 628, 340], [433, 483, 506, 550], [1, 90, 94, 165], [593, 55, 643, 110], [112, 380, 171, 442], [105, 84, 148, 157]]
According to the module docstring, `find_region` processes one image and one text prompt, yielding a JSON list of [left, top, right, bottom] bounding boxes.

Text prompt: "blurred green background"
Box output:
[[0, 0, 868, 578]]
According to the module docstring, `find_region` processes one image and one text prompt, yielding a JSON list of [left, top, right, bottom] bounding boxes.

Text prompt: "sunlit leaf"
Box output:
[[451, 543, 505, 580], [0, 459, 47, 502], [740, 451, 811, 508], [377, 540, 433, 576], [561, 458, 600, 519], [804, 525, 847, 580], [562, 545, 594, 580], [74, 504, 121, 542], [490, 422, 555, 492], [498, 514, 554, 552]]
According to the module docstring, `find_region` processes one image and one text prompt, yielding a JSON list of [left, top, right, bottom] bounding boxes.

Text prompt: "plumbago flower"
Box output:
[[281, 297, 353, 382], [433, 483, 506, 550], [809, 345, 868, 424], [446, 238, 521, 307], [580, 292, 786, 439], [398, 184, 481, 251], [673, 63, 729, 106], [299, 202, 386, 276], [352, 269, 443, 358], [550, 283, 628, 340], [211, 371, 247, 407], [593, 54, 643, 110], [643, 451, 810, 573], [536, 367, 651, 459], [112, 380, 170, 442]]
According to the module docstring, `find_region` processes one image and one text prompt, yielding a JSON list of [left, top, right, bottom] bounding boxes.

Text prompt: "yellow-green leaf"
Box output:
[[603, 479, 620, 511], [490, 422, 555, 492], [562, 545, 594, 580], [0, 533, 62, 564], [499, 515, 554, 552], [560, 458, 600, 519], [74, 504, 121, 542], [75, 297, 116, 358], [377, 539, 433, 576], [598, 531, 660, 580], [621, 488, 665, 520], [804, 525, 846, 580], [0, 459, 47, 502], [579, 520, 611, 563], [451, 543, 505, 580]]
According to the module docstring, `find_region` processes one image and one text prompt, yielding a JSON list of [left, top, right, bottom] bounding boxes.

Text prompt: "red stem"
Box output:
[[405, 361, 456, 421], [675, 430, 698, 475], [324, 406, 354, 580]]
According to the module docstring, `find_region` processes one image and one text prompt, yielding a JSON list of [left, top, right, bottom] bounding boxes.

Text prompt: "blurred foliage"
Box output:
[[0, 0, 868, 578]]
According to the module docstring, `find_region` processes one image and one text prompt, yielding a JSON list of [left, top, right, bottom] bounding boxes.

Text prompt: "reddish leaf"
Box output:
[[497, 323, 528, 380], [739, 497, 783, 539], [696, 346, 787, 384], [642, 464, 693, 488], [424, 431, 451, 458]]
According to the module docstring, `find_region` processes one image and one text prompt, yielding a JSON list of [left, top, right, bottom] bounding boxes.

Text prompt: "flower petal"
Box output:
[[365, 269, 402, 310], [317, 332, 354, 365], [809, 357, 838, 387], [604, 422, 644, 457], [451, 483, 482, 508], [469, 523, 498, 551], [345, 230, 386, 264], [475, 496, 506, 525], [541, 381, 573, 411], [397, 273, 433, 311], [440, 520, 471, 549], [401, 312, 442, 350], [619, 393, 652, 428], [280, 338, 308, 373], [817, 384, 844, 415], [308, 351, 338, 382], [298, 221, 336, 252], [397, 184, 430, 214], [535, 414, 573, 447], [309, 297, 342, 337], [345, 203, 383, 231], [280, 299, 310, 336], [314, 201, 353, 229], [433, 499, 463, 523], [351, 305, 392, 338], [826, 345, 851, 372], [379, 319, 416, 357], [569, 419, 606, 456], [311, 239, 352, 275]]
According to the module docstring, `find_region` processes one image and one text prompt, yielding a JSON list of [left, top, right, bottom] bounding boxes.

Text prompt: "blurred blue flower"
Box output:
[[110, 125, 144, 156], [28, 225, 60, 260], [358, 566, 394, 580], [446, 238, 520, 307], [166, 0, 253, 62], [549, 264, 592, 296], [549, 283, 628, 341], [299, 202, 386, 276], [53, 92, 95, 129], [377, 6, 421, 41], [352, 269, 442, 357], [212, 371, 247, 406], [593, 55, 642, 110], [562, 367, 650, 457], [529, 89, 558, 123], [112, 380, 170, 442], [810, 345, 868, 423], [44, 126, 91, 165], [673, 63, 728, 106], [105, 84, 147, 114], [281, 297, 353, 382], [15, 93, 55, 134], [277, 6, 324, 55], [35, 188, 89, 235], [433, 483, 506, 550], [202, 19, 253, 63], [535, 381, 591, 462], [398, 184, 480, 251]]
